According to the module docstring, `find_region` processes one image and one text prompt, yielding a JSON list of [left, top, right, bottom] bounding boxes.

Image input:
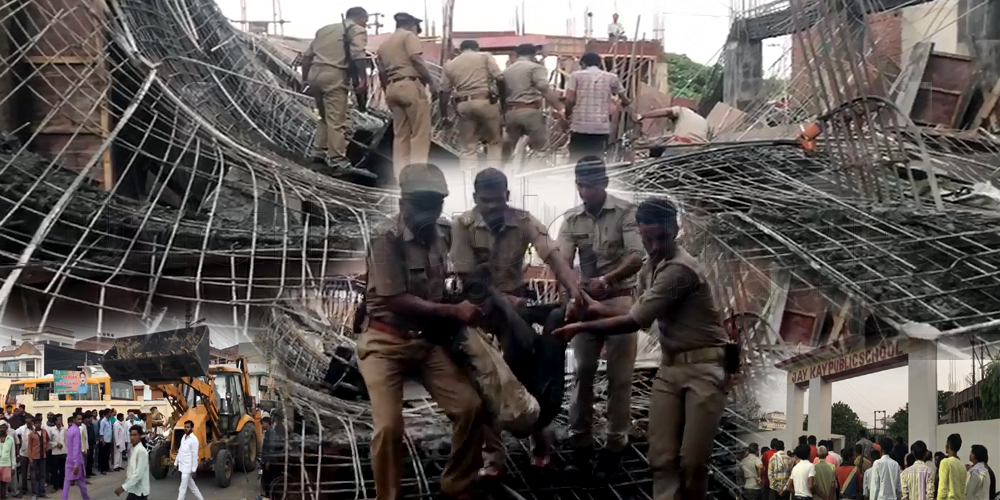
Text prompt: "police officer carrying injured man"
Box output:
[[357, 163, 484, 500], [553, 198, 734, 500], [449, 167, 582, 478], [300, 7, 376, 178], [440, 41, 505, 170], [556, 156, 644, 479], [376, 14, 437, 183], [502, 44, 564, 162]]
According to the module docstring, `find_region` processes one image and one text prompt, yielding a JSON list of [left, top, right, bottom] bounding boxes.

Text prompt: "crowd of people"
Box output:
[[741, 431, 998, 500], [0, 404, 162, 500]]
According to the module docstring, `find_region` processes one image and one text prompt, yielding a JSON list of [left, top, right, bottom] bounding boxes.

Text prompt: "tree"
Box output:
[[666, 54, 713, 100], [831, 401, 864, 438], [937, 390, 953, 418], [982, 357, 1000, 420], [887, 404, 908, 440], [736, 396, 763, 427]]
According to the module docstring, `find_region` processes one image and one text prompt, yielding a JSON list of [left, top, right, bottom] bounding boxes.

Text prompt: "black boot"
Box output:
[[563, 447, 593, 475], [593, 449, 624, 482]]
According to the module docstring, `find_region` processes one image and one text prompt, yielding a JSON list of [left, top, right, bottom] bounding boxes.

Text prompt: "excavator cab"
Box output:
[[100, 326, 261, 489]]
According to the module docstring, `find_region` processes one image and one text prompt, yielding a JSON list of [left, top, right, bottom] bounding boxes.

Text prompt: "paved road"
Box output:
[[54, 468, 263, 500]]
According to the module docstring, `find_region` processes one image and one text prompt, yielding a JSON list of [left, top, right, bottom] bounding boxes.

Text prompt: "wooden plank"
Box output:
[[27, 63, 109, 133], [895, 42, 933, 118], [22, 0, 108, 58], [971, 77, 1000, 130]]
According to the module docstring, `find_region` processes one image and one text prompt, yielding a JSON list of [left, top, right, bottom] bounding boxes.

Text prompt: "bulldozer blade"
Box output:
[[101, 325, 211, 382]]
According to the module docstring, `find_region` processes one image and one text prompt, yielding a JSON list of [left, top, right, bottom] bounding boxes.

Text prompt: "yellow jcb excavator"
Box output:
[[100, 326, 262, 488]]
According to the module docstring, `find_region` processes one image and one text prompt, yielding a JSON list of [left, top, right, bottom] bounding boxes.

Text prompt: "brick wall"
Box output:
[[788, 10, 902, 109]]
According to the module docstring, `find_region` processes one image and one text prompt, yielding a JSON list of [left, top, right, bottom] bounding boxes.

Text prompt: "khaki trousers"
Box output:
[[308, 66, 349, 159], [385, 79, 431, 180], [568, 295, 636, 452], [648, 362, 728, 500], [503, 108, 547, 152], [455, 98, 502, 170], [357, 327, 484, 500]]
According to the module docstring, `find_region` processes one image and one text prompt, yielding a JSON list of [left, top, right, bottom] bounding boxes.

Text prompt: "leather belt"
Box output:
[[506, 101, 541, 110], [663, 346, 726, 367], [388, 76, 421, 84], [368, 319, 423, 340], [454, 93, 491, 103]]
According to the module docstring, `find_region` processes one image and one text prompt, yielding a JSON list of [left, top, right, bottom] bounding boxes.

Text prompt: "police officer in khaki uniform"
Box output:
[[358, 163, 485, 500], [555, 156, 644, 478], [375, 14, 437, 182], [501, 44, 563, 160], [553, 198, 731, 500], [440, 40, 504, 170], [449, 167, 582, 478], [300, 7, 375, 178]]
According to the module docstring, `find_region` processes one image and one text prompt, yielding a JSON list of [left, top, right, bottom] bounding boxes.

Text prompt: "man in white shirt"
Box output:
[[15, 417, 30, 495], [174, 420, 204, 500], [113, 413, 127, 470], [50, 414, 68, 491], [789, 444, 816, 499], [608, 14, 626, 41], [869, 438, 902, 500], [116, 425, 149, 500], [742, 443, 765, 500]]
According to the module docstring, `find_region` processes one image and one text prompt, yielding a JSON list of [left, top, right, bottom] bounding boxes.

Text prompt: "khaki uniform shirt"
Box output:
[[451, 207, 556, 294], [502, 58, 550, 104], [304, 21, 368, 70], [557, 195, 643, 286], [376, 28, 422, 80], [441, 50, 502, 98], [366, 214, 451, 328], [629, 248, 729, 352]]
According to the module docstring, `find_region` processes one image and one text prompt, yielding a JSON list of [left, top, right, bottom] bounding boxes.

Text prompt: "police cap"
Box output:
[[398, 163, 448, 196], [393, 12, 422, 25]]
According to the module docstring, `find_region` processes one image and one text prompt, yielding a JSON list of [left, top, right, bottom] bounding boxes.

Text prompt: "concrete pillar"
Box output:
[[786, 383, 807, 445], [722, 28, 764, 111], [808, 377, 833, 439], [908, 340, 938, 453]]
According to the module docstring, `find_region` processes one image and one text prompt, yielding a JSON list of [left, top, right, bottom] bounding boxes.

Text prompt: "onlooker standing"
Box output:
[[938, 434, 968, 500], [891, 438, 909, 470], [769, 441, 795, 500], [866, 449, 883, 500], [789, 444, 817, 500], [563, 52, 630, 162], [763, 439, 781, 500], [50, 414, 66, 491], [858, 430, 874, 462], [870, 437, 903, 500], [27, 419, 48, 498], [836, 448, 863, 500], [115, 425, 149, 500], [814, 446, 837, 500], [743, 443, 764, 500], [0, 422, 14, 500], [808, 436, 819, 463], [826, 442, 844, 467], [113, 414, 127, 471], [966, 445, 990, 500], [99, 410, 112, 474], [901, 441, 936, 500], [15, 415, 30, 496]]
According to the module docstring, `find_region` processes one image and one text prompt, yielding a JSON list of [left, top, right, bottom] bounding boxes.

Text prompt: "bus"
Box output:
[[4, 367, 164, 417], [5, 374, 134, 407]]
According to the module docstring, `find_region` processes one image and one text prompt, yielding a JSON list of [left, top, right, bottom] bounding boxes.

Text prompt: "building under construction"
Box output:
[[2, 0, 1000, 498]]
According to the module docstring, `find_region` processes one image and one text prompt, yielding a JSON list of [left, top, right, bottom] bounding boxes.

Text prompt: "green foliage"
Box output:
[[887, 404, 908, 440], [803, 414, 808, 431], [831, 402, 864, 438], [667, 54, 712, 101], [938, 390, 953, 418], [982, 358, 1000, 420]]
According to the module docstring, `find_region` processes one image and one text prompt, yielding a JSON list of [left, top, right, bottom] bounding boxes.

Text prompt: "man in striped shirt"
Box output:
[[769, 441, 795, 500], [901, 441, 936, 500]]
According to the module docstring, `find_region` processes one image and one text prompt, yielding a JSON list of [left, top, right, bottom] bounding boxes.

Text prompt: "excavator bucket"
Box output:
[[101, 326, 211, 382]]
